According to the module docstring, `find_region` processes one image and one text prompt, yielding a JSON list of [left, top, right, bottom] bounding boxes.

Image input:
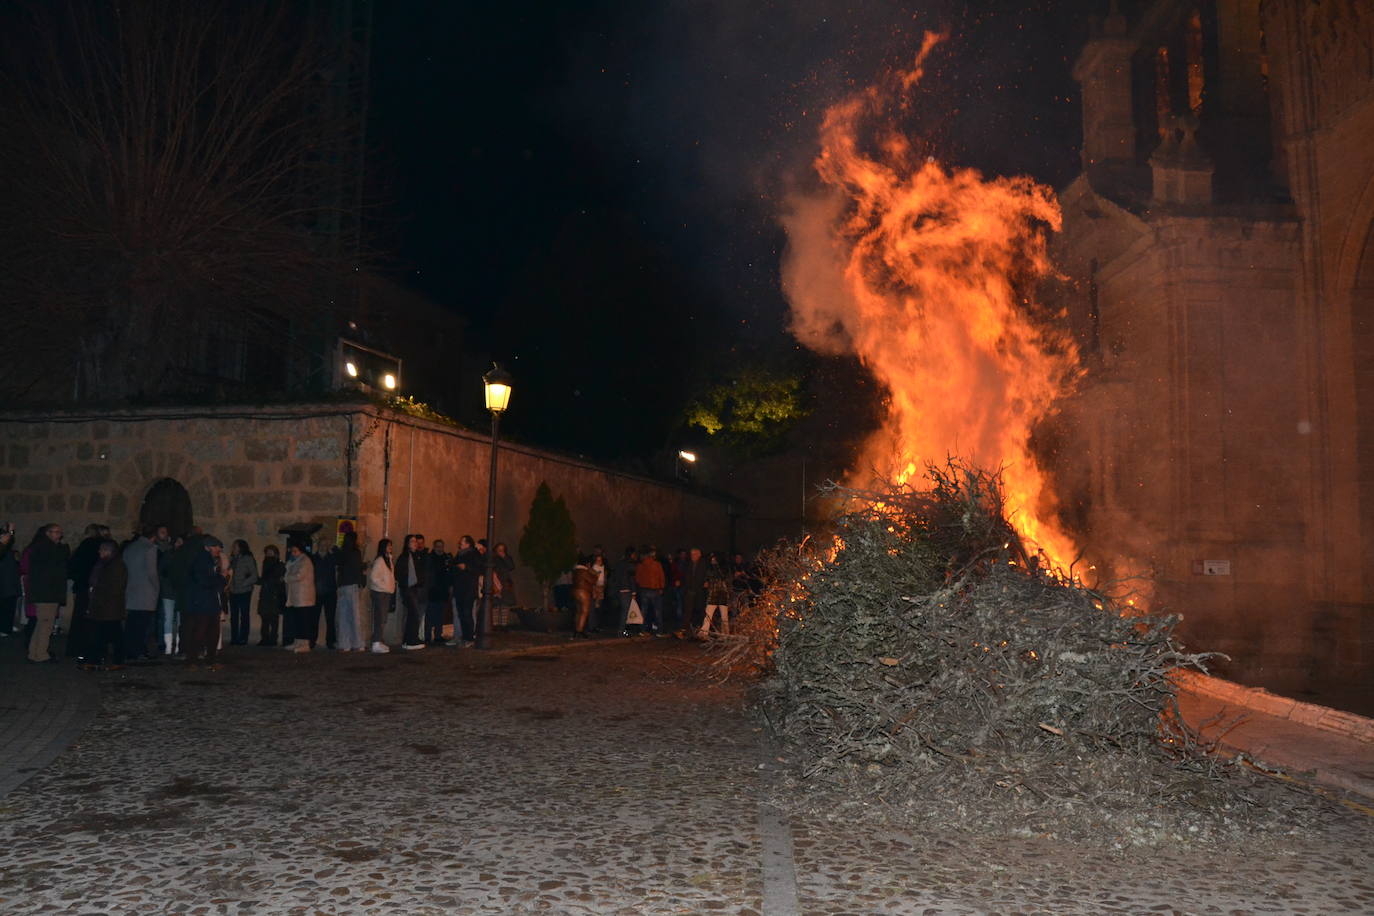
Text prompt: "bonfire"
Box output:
[[718, 463, 1317, 845]]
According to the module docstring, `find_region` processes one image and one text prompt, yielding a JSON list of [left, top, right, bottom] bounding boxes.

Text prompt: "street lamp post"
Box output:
[[478, 364, 513, 650]]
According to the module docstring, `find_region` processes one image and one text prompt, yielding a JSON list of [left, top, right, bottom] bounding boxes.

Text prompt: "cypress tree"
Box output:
[[518, 482, 578, 610]]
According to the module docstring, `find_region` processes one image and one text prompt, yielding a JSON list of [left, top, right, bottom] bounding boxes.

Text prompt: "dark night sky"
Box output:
[[364, 0, 1099, 461]]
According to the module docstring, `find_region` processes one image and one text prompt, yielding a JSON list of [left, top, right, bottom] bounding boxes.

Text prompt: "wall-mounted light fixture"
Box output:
[[336, 336, 402, 395]]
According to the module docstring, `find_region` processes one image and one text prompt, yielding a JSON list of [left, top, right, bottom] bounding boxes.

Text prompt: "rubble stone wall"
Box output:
[[0, 403, 731, 614], [0, 407, 355, 548]]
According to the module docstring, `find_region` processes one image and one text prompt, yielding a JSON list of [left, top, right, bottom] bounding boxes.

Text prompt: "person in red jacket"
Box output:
[[634, 546, 665, 636]]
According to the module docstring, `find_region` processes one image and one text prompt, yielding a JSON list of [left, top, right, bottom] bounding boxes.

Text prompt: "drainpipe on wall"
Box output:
[[344, 416, 354, 512], [406, 425, 415, 535], [382, 422, 393, 537]]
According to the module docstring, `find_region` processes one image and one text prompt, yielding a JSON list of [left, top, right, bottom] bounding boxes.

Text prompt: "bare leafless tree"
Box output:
[[0, 0, 366, 402]]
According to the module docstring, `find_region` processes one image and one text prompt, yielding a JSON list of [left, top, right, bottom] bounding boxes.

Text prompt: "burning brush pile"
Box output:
[[723, 463, 1314, 845]]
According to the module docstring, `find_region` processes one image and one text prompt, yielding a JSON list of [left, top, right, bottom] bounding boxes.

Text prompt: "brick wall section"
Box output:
[[351, 411, 730, 604]]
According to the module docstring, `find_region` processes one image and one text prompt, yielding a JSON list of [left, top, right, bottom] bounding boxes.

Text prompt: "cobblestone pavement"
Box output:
[[0, 638, 1371, 914], [0, 636, 99, 799]]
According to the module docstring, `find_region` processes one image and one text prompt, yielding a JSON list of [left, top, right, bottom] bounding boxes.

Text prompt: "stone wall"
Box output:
[[1054, 0, 1374, 710], [0, 403, 731, 611], [0, 407, 355, 547], [1054, 208, 1312, 687]]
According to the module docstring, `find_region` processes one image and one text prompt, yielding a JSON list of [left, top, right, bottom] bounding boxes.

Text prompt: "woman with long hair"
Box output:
[[394, 534, 427, 651], [227, 540, 258, 646], [366, 538, 395, 654], [335, 531, 365, 652]]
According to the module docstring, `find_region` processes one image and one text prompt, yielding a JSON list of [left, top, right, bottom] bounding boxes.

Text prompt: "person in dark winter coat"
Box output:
[[424, 540, 452, 646], [182, 536, 226, 666], [312, 541, 338, 649], [64, 525, 103, 658], [257, 545, 286, 646], [394, 534, 429, 650], [84, 539, 128, 669], [0, 523, 19, 637], [493, 542, 516, 608], [155, 531, 178, 654], [26, 524, 70, 663], [451, 535, 480, 645], [163, 534, 199, 652], [677, 547, 708, 637], [227, 540, 259, 646], [610, 546, 639, 636], [334, 532, 365, 651]]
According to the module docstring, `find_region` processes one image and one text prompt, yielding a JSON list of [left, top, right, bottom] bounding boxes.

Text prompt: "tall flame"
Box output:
[[781, 34, 1080, 567]]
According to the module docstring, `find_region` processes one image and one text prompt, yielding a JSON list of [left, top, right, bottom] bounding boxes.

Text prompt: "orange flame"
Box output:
[[782, 33, 1080, 568]]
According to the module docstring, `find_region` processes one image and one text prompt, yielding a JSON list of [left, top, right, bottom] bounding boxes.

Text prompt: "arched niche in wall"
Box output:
[[139, 478, 194, 538]]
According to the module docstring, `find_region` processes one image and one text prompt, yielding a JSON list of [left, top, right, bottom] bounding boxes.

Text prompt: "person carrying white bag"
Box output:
[[612, 546, 642, 636]]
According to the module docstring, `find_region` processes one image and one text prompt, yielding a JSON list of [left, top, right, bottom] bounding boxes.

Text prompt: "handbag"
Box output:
[[626, 597, 643, 625]]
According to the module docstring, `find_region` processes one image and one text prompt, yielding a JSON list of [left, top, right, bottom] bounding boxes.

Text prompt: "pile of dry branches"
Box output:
[[721, 463, 1315, 844]]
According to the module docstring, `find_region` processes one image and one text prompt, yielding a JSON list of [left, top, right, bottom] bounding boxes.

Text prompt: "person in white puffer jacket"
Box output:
[[366, 538, 396, 654], [284, 543, 316, 653]]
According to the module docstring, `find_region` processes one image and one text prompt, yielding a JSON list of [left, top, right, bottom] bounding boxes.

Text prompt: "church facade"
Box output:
[[1055, 0, 1374, 709]]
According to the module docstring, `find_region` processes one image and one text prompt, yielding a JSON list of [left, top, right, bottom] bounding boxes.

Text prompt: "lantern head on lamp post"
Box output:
[[478, 364, 512, 649], [484, 364, 513, 413], [676, 449, 697, 481]]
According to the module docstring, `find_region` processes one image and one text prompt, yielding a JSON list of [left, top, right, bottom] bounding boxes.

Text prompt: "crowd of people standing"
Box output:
[[561, 545, 758, 640], [1, 519, 760, 670], [0, 521, 519, 669]]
